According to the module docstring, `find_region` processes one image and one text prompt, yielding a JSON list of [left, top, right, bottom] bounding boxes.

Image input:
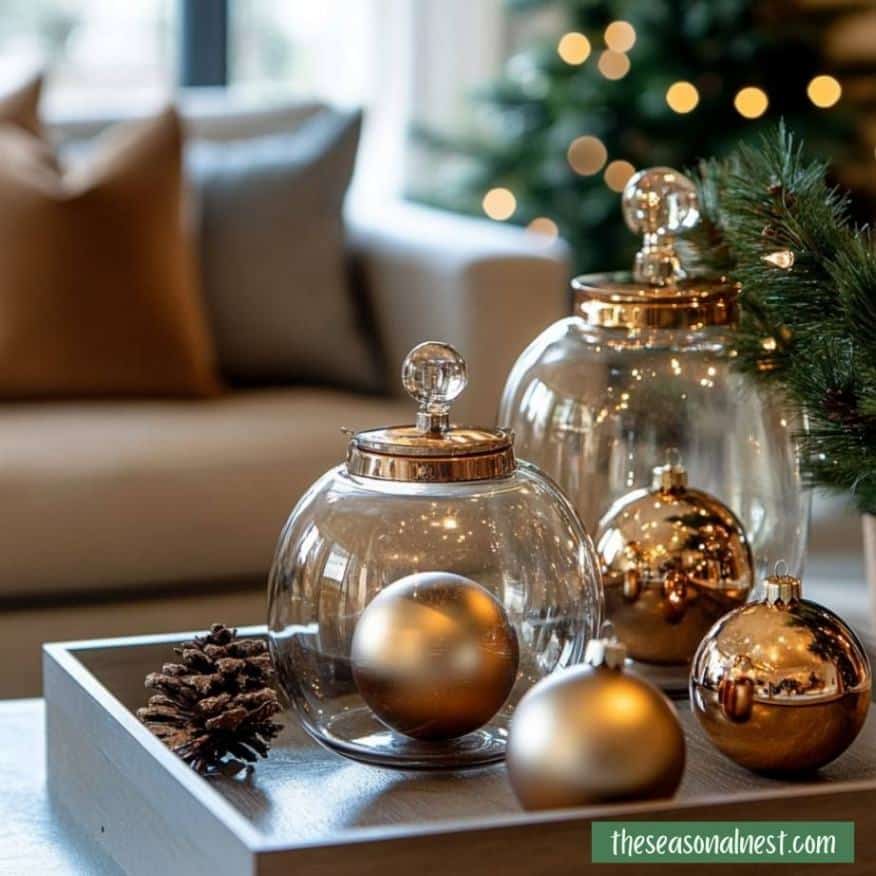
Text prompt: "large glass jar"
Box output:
[[268, 342, 602, 769], [499, 169, 808, 584]]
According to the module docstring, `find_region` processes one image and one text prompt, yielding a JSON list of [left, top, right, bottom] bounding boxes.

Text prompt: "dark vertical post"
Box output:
[[179, 0, 229, 87]]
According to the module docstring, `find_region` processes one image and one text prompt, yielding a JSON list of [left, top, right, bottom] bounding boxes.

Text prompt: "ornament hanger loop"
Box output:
[[653, 447, 688, 491], [665, 447, 682, 467], [599, 620, 618, 641], [773, 559, 789, 577]]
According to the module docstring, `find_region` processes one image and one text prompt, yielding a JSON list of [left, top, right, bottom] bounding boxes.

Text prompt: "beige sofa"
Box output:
[[1, 95, 569, 697]]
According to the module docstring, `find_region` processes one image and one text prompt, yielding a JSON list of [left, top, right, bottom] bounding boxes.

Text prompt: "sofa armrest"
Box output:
[[348, 202, 570, 424]]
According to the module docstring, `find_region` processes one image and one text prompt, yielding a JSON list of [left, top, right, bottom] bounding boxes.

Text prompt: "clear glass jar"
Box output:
[[499, 168, 808, 581], [500, 318, 808, 577], [268, 343, 602, 769]]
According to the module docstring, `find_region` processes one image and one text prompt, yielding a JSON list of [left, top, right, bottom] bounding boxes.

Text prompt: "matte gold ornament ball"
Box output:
[[506, 632, 685, 810], [351, 571, 519, 740], [690, 567, 871, 773]]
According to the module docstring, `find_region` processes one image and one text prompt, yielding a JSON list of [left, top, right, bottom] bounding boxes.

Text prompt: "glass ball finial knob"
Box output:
[[622, 167, 699, 236], [622, 167, 700, 285], [402, 341, 467, 432]]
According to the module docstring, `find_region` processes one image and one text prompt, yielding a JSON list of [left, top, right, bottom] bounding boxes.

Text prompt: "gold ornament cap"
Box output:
[[762, 562, 802, 604], [583, 624, 627, 670], [572, 167, 739, 331], [346, 342, 515, 482], [652, 451, 688, 492]]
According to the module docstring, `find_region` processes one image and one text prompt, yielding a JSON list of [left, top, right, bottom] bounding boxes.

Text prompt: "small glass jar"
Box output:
[[268, 342, 603, 769], [499, 168, 808, 580]]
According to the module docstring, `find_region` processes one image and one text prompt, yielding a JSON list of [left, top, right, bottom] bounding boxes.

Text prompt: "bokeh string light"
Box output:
[[557, 32, 591, 66], [604, 160, 636, 192], [604, 21, 636, 53], [734, 86, 769, 119], [527, 217, 559, 242], [807, 75, 842, 108], [598, 50, 630, 80], [666, 81, 700, 114], [567, 136, 608, 175], [482, 187, 516, 221]]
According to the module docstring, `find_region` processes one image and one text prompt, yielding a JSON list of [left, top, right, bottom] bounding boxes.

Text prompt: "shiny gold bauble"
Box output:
[[690, 569, 871, 773], [507, 634, 685, 810], [596, 459, 754, 665], [351, 571, 519, 740]]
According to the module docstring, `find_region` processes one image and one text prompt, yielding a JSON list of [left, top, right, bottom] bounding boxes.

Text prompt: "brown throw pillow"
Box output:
[[0, 73, 43, 137], [0, 107, 220, 398]]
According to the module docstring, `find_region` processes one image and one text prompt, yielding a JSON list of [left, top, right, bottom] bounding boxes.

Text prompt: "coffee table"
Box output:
[[3, 562, 871, 876], [1, 699, 121, 875]]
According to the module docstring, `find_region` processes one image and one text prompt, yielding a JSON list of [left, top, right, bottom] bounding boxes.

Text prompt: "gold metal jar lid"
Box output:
[[346, 342, 515, 483], [573, 167, 739, 331]]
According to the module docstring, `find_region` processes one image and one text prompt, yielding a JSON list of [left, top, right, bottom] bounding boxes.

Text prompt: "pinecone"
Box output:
[[137, 624, 283, 775]]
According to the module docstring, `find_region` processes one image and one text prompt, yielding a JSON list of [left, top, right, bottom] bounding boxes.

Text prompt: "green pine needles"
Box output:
[[685, 124, 876, 514]]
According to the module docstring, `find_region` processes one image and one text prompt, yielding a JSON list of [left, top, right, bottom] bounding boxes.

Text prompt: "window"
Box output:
[[0, 0, 378, 110], [229, 0, 376, 107], [0, 0, 176, 112], [0, 0, 505, 200]]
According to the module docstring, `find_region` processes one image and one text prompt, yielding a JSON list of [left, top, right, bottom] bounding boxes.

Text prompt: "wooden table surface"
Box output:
[[4, 563, 872, 876]]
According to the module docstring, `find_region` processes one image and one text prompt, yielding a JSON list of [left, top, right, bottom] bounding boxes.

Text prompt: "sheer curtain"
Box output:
[[224, 0, 508, 206], [351, 0, 507, 206]]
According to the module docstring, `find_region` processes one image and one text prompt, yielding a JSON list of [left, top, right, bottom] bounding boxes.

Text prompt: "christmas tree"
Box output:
[[410, 0, 857, 275]]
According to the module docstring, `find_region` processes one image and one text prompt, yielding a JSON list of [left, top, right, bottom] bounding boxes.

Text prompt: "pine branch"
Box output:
[[686, 124, 876, 515]]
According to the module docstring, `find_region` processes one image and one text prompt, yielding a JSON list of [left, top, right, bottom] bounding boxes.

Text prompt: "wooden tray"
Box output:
[[44, 628, 876, 876]]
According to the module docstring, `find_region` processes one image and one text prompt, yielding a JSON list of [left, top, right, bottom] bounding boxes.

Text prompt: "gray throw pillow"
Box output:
[[188, 110, 381, 391]]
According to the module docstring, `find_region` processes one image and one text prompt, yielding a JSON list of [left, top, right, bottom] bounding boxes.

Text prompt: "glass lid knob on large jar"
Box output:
[[268, 341, 603, 769], [499, 167, 809, 588]]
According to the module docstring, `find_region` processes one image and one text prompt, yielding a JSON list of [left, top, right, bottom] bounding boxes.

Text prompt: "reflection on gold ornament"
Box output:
[[596, 455, 754, 666], [507, 631, 684, 809], [690, 566, 871, 773], [351, 571, 519, 740]]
